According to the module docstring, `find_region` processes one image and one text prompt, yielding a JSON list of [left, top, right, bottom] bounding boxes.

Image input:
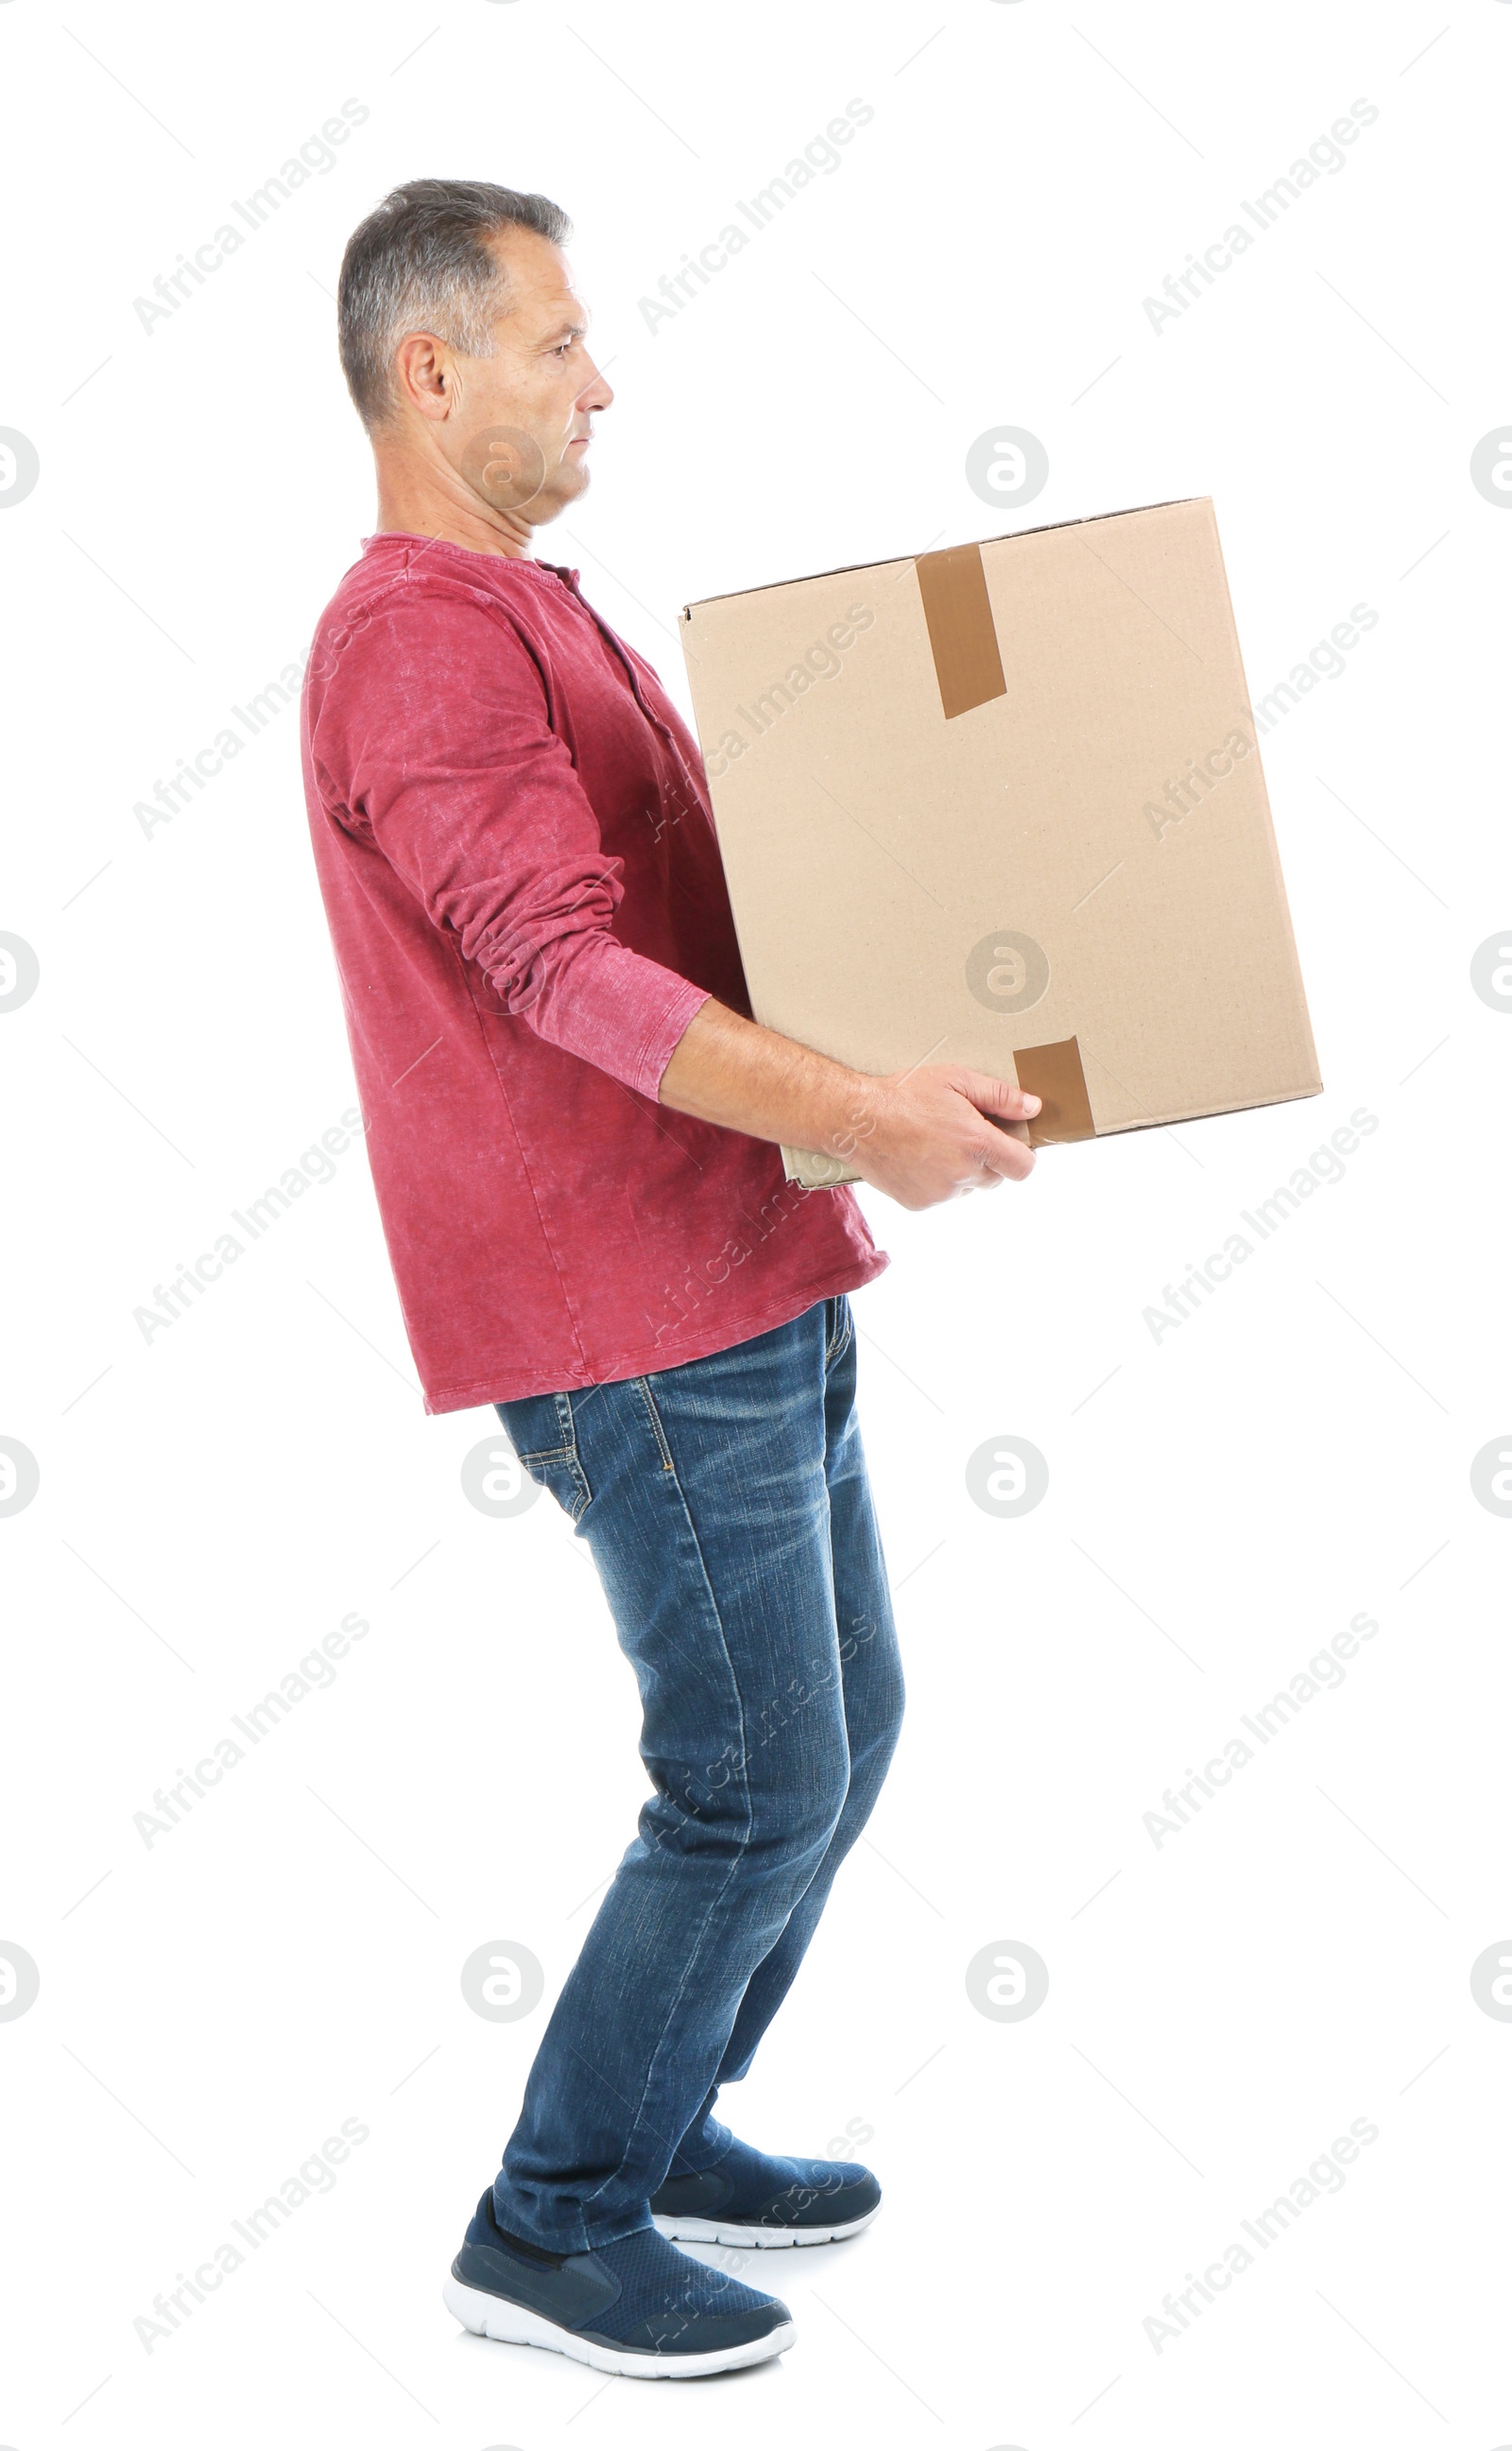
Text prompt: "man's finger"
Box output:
[[957, 1070, 1040, 1123], [973, 1130, 1035, 1182]]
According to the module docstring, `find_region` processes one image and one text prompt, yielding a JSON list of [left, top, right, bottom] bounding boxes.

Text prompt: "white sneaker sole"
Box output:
[[652, 2204, 880, 2249], [442, 2275, 795, 2378]]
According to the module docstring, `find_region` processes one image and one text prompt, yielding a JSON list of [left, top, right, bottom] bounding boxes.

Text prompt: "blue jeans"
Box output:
[[490, 1294, 905, 2252]]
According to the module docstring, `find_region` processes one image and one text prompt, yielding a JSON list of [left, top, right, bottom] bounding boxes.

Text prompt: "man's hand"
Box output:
[[659, 1001, 1039, 1212], [841, 1065, 1038, 1209]]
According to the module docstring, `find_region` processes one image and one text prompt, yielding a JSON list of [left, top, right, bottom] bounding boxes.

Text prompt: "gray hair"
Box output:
[[337, 179, 572, 432]]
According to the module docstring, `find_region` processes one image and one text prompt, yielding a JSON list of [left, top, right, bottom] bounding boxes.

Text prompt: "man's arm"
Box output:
[[315, 596, 1037, 1203], [318, 593, 715, 1102], [659, 998, 1039, 1212]]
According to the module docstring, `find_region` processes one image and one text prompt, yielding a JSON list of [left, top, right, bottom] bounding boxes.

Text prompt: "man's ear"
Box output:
[[392, 331, 454, 422]]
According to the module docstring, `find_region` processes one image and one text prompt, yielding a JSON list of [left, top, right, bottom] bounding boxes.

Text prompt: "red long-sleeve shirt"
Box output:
[[300, 532, 885, 1412]]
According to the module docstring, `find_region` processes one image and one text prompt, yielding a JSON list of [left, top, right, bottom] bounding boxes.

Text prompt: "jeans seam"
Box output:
[[632, 1376, 676, 1472], [576, 1448, 755, 2228], [825, 1296, 852, 1365], [556, 1391, 593, 1520]]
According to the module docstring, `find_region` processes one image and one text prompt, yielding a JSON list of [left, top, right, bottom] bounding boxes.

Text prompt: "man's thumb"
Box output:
[[958, 1070, 1040, 1122]]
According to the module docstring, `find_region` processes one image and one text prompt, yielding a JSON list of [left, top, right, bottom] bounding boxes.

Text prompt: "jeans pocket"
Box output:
[[495, 1395, 593, 1523], [531, 1453, 593, 1523]]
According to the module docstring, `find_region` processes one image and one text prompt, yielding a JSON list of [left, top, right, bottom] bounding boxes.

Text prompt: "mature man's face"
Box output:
[[447, 227, 612, 525]]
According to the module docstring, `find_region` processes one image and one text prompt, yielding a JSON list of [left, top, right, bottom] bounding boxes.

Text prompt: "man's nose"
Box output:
[[579, 359, 614, 413]]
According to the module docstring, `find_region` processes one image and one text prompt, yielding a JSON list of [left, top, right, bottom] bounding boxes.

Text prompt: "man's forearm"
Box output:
[[658, 997, 1040, 1213], [659, 997, 866, 1160]]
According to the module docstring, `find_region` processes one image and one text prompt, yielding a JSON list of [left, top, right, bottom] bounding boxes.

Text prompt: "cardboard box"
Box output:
[[679, 497, 1320, 1186]]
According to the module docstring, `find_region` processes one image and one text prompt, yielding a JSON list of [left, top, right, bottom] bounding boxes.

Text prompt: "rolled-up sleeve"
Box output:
[[315, 586, 710, 1098]]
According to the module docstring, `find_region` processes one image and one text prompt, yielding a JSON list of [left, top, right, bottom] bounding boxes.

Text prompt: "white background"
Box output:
[[3, 0, 1510, 2442]]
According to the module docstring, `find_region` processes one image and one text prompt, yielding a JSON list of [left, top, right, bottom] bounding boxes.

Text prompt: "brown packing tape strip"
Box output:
[[1013, 1036, 1096, 1147], [915, 543, 1007, 720]]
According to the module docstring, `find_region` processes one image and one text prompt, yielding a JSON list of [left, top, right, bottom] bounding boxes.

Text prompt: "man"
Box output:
[[303, 179, 1039, 2380]]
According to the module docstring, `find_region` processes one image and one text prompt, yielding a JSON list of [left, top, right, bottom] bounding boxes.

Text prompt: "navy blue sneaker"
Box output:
[[443, 2189, 795, 2377], [650, 2135, 882, 2248]]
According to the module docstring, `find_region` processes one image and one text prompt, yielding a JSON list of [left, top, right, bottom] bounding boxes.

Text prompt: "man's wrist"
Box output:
[[790, 1062, 890, 1167]]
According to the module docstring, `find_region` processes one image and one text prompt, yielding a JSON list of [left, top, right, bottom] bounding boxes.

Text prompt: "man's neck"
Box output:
[[372, 452, 536, 560]]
